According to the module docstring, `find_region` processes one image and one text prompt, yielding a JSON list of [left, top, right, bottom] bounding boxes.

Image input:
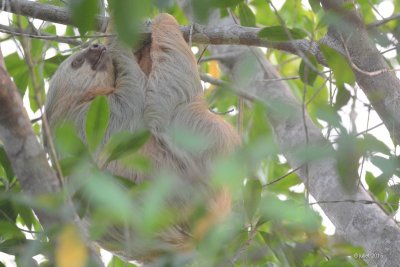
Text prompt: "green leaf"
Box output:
[[107, 256, 138, 267], [320, 44, 355, 86], [0, 146, 14, 180], [85, 96, 110, 152], [243, 179, 262, 220], [104, 130, 150, 163], [44, 54, 69, 78], [335, 133, 360, 191], [299, 56, 318, 86], [334, 85, 351, 110], [190, 0, 242, 22], [54, 123, 86, 158], [358, 134, 390, 155], [0, 221, 25, 240], [4, 53, 29, 96], [260, 193, 320, 231], [315, 104, 342, 128], [239, 3, 256, 27], [258, 26, 307, 41], [69, 0, 99, 34], [84, 170, 135, 221], [109, 0, 151, 45]]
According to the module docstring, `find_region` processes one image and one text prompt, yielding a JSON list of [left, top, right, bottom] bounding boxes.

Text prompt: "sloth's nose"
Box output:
[[89, 43, 106, 51]]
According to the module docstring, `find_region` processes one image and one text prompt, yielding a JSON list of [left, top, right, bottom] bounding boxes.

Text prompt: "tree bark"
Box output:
[[320, 0, 400, 145]]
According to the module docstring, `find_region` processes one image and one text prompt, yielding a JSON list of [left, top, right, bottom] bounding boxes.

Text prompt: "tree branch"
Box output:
[[320, 0, 400, 154], [0, 0, 334, 65], [367, 12, 400, 28]]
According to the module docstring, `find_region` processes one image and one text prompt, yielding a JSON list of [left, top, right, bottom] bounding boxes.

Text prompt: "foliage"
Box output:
[[1, 0, 399, 266]]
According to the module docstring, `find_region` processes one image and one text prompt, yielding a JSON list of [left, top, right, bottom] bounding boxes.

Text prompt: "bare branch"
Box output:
[[368, 12, 400, 28], [0, 24, 82, 45]]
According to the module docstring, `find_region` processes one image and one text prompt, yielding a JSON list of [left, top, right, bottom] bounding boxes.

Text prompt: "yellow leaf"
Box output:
[[208, 60, 220, 78], [56, 224, 88, 267]]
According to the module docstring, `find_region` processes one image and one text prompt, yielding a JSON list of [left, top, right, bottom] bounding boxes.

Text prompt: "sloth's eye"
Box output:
[[71, 57, 84, 69]]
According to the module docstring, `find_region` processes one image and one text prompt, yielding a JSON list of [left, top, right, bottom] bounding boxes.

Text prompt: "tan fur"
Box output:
[[45, 13, 240, 262]]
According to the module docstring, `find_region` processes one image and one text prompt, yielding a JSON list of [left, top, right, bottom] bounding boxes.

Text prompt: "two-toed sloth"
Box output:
[[45, 14, 240, 262]]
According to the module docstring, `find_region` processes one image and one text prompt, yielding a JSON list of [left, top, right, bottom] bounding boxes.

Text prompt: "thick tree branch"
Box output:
[[320, 0, 400, 150], [0, 0, 335, 65]]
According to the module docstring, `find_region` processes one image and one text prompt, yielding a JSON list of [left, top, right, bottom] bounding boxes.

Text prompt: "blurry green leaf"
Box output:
[[28, 66, 45, 113], [84, 170, 135, 221], [320, 45, 355, 86], [59, 157, 84, 177], [30, 39, 45, 60], [109, 0, 151, 45], [334, 85, 351, 110], [239, 3, 256, 27], [243, 179, 262, 220], [308, 0, 321, 13], [336, 133, 360, 191], [358, 134, 390, 155], [44, 54, 69, 78], [54, 123, 87, 158], [258, 26, 307, 41], [0, 221, 25, 240], [119, 154, 152, 173], [104, 130, 150, 163], [260, 194, 320, 231], [4, 53, 29, 96], [0, 146, 14, 180], [299, 56, 318, 86], [370, 155, 398, 177], [107, 256, 138, 267], [69, 0, 99, 34], [315, 105, 342, 128], [139, 176, 176, 234], [86, 96, 110, 153], [190, 0, 242, 22], [16, 205, 36, 229], [0, 200, 17, 221]]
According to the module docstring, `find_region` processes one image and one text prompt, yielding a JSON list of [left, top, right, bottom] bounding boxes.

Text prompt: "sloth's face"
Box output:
[[46, 44, 116, 125], [51, 44, 116, 95], [70, 43, 111, 72]]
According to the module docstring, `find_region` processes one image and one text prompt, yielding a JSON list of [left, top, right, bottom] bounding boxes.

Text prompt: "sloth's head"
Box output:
[[45, 43, 115, 126]]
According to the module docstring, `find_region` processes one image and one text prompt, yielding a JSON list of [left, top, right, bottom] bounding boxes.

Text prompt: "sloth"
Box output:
[[45, 13, 240, 262]]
